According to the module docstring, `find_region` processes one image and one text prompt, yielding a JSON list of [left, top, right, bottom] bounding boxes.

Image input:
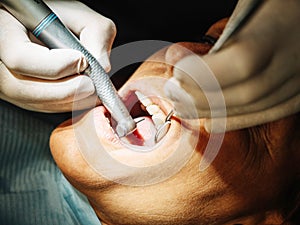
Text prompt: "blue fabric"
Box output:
[[0, 100, 101, 225]]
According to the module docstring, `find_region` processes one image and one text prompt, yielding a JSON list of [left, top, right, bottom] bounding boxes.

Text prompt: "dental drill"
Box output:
[[0, 0, 136, 137]]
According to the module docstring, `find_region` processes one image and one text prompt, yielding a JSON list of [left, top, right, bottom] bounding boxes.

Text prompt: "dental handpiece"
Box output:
[[1, 0, 136, 137]]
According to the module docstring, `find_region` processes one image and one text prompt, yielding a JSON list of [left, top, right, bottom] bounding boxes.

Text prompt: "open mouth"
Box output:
[[96, 89, 174, 151]]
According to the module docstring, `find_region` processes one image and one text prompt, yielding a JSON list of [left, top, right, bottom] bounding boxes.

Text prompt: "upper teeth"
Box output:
[[135, 91, 166, 129], [151, 113, 165, 128], [135, 91, 153, 107], [146, 104, 160, 115]]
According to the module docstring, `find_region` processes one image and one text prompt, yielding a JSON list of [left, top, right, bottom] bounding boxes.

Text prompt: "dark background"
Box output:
[[81, 1, 238, 45]]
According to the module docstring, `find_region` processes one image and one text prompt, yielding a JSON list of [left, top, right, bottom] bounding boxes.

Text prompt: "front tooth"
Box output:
[[135, 91, 165, 128], [146, 104, 160, 115], [135, 91, 152, 106], [152, 113, 165, 128]]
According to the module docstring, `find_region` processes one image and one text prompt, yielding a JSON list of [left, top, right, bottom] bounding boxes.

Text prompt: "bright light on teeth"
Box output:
[[135, 91, 173, 143], [135, 91, 166, 129]]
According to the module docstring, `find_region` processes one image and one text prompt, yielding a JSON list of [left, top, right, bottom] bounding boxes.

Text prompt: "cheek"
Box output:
[[50, 125, 104, 190]]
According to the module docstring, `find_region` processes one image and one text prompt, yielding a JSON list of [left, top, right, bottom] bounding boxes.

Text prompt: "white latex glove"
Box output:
[[0, 0, 116, 112], [164, 0, 300, 133]]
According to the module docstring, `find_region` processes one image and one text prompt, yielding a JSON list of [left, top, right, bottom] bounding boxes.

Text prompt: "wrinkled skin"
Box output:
[[50, 19, 300, 225]]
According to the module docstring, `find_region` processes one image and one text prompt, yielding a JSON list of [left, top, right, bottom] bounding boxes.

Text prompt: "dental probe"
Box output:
[[1, 0, 136, 137]]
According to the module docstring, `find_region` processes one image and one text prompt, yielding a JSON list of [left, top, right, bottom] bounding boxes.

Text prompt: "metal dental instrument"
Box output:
[[154, 110, 174, 143], [209, 0, 262, 54], [1, 0, 136, 137]]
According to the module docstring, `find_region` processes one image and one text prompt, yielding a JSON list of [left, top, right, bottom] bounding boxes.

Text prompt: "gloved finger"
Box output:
[[164, 54, 227, 118], [204, 93, 300, 133], [166, 50, 298, 113], [218, 67, 294, 108], [203, 0, 300, 90], [164, 76, 212, 119], [0, 93, 99, 113], [46, 1, 116, 72], [165, 54, 300, 118], [165, 68, 299, 120], [203, 57, 297, 112], [0, 61, 96, 112], [224, 74, 300, 116], [0, 8, 88, 79], [201, 0, 281, 88]]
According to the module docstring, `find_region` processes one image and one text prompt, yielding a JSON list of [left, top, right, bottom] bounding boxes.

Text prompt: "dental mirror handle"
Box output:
[[209, 0, 262, 53], [1, 0, 136, 137]]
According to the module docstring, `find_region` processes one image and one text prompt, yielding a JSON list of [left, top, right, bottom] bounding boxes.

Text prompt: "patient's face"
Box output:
[[50, 42, 299, 225]]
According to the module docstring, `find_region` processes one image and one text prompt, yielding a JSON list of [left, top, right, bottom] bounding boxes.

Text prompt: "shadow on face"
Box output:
[[49, 19, 300, 225]]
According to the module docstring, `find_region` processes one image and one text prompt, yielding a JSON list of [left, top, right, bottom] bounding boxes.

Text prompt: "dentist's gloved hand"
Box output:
[[164, 0, 300, 133], [0, 0, 116, 112]]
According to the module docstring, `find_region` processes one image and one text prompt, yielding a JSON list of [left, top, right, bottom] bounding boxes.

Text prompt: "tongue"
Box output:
[[126, 116, 157, 146]]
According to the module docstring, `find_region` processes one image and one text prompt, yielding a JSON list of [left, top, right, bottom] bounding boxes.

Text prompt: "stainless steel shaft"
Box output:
[[209, 0, 262, 54]]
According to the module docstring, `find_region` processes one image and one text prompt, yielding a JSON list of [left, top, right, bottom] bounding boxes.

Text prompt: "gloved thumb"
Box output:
[[2, 42, 88, 80], [164, 54, 226, 119]]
